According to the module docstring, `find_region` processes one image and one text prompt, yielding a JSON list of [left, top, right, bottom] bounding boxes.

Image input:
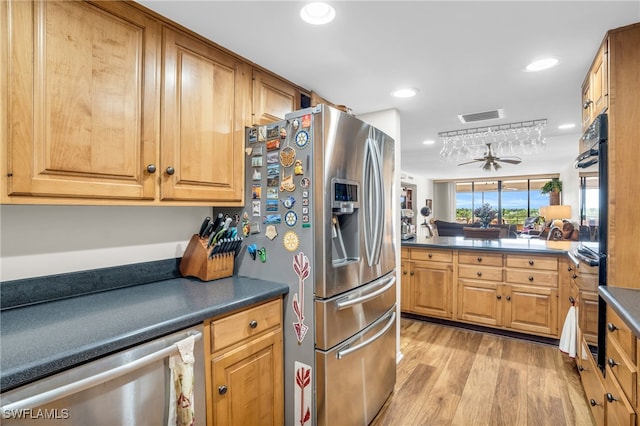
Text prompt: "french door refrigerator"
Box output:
[[235, 104, 397, 425]]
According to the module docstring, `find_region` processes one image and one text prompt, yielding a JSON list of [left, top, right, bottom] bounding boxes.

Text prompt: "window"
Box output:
[[454, 176, 556, 227]]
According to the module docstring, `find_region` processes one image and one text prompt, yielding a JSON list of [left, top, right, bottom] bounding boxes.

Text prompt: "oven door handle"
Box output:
[[1, 331, 202, 412], [335, 275, 396, 310], [337, 311, 396, 359]]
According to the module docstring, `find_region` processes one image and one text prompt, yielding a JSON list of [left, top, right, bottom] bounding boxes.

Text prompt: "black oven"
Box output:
[[575, 113, 608, 372]]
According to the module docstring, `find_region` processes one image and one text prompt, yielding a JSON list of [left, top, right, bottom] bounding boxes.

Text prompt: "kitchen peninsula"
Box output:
[[401, 236, 580, 339]]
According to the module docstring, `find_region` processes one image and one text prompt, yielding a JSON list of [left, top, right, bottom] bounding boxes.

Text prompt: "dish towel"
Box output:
[[559, 306, 577, 358], [168, 335, 196, 426]]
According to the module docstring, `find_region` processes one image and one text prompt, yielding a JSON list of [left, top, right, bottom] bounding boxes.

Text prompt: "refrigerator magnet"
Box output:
[[265, 225, 278, 240], [266, 139, 280, 151], [283, 231, 299, 252], [266, 199, 279, 212], [248, 127, 257, 143], [252, 201, 261, 216], [295, 130, 309, 148], [251, 156, 263, 167], [252, 184, 262, 199], [266, 187, 279, 199], [280, 174, 295, 192], [285, 211, 298, 227], [301, 177, 310, 188], [266, 125, 279, 139], [257, 126, 267, 142]]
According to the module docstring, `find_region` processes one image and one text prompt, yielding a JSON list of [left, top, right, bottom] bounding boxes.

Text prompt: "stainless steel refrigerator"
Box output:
[[235, 104, 397, 425]]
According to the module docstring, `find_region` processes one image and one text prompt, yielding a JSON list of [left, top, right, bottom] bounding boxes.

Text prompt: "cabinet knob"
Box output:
[[528, 275, 534, 282], [249, 320, 258, 329], [568, 266, 573, 272], [528, 260, 534, 266], [402, 270, 407, 275], [605, 393, 617, 403], [146, 164, 156, 174], [607, 358, 619, 368], [428, 253, 433, 258], [572, 274, 578, 279], [589, 399, 599, 407], [506, 295, 511, 301], [497, 295, 502, 300], [477, 256, 482, 262], [607, 323, 618, 332], [218, 385, 228, 395], [583, 99, 593, 109], [476, 271, 482, 277], [569, 296, 575, 305], [166, 166, 175, 175], [578, 365, 585, 371]]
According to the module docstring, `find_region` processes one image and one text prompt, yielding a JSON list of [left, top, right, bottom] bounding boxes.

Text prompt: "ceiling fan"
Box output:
[[457, 143, 522, 171]]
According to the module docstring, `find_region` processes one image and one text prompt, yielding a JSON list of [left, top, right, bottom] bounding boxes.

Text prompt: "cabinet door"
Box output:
[[400, 261, 412, 313], [503, 285, 558, 337], [211, 330, 283, 426], [591, 44, 608, 116], [581, 79, 593, 131], [580, 290, 599, 346], [412, 261, 453, 319], [457, 279, 501, 327], [161, 27, 249, 203], [252, 69, 298, 125], [6, 1, 158, 200]]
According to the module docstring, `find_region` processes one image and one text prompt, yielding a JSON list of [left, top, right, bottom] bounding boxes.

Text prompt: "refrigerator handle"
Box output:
[[365, 131, 384, 266], [337, 311, 396, 359], [335, 275, 396, 310]]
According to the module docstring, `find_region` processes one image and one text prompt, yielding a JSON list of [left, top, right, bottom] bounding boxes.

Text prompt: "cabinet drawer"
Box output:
[[606, 336, 637, 406], [458, 252, 503, 267], [458, 265, 503, 282], [411, 249, 452, 263], [577, 272, 598, 292], [505, 270, 558, 287], [210, 299, 282, 353], [505, 255, 558, 271], [607, 306, 637, 363], [578, 340, 605, 426], [401, 247, 410, 260], [605, 365, 637, 426]]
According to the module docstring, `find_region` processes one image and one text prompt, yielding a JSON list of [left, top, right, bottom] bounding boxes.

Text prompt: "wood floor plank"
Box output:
[[371, 317, 594, 426]]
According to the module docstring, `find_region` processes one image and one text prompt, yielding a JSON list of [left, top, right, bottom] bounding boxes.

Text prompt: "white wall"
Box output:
[[0, 205, 212, 281], [358, 108, 403, 362]]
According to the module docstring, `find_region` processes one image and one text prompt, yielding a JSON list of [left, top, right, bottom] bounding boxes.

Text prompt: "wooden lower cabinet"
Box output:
[[504, 285, 557, 336], [401, 248, 453, 319], [204, 298, 283, 426], [577, 338, 605, 426], [457, 279, 501, 327]]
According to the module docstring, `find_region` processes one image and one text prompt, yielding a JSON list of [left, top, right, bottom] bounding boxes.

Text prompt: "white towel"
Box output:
[[559, 306, 577, 358], [168, 335, 196, 426]]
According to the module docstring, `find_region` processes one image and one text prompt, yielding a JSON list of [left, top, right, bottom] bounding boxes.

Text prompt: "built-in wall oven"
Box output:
[[575, 113, 608, 371]]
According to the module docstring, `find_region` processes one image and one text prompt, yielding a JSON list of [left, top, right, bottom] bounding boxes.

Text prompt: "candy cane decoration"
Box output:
[[292, 252, 310, 343]]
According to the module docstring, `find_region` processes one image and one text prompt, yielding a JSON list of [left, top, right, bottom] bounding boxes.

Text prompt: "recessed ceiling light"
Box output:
[[558, 123, 576, 130], [391, 88, 418, 98], [423, 140, 435, 145], [300, 2, 335, 25], [525, 58, 559, 72]]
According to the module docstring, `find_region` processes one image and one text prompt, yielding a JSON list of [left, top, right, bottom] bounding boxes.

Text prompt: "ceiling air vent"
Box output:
[[457, 108, 504, 124]]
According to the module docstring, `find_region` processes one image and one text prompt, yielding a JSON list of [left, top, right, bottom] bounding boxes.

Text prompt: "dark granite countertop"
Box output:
[[0, 275, 288, 392], [402, 236, 579, 255], [598, 286, 640, 337]]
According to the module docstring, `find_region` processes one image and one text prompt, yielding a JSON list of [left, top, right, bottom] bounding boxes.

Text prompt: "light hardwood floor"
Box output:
[[371, 317, 594, 426]]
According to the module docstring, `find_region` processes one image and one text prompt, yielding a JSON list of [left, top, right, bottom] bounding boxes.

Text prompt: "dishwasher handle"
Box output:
[[1, 331, 202, 412], [337, 311, 396, 359]]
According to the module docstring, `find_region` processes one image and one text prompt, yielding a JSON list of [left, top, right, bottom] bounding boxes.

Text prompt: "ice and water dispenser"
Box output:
[[331, 178, 360, 265]]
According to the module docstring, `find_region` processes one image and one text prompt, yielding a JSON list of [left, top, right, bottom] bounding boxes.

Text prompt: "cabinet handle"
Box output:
[[428, 253, 433, 258], [476, 271, 482, 277], [166, 166, 175, 175], [569, 296, 575, 305], [605, 393, 617, 403], [218, 385, 228, 395], [607, 323, 618, 332], [589, 399, 599, 407], [477, 256, 482, 262], [583, 99, 593, 109], [607, 358, 619, 368], [528, 275, 534, 282], [497, 295, 502, 300], [506, 295, 511, 301], [578, 365, 585, 371], [146, 164, 156, 174], [528, 260, 534, 266], [249, 320, 258, 329]]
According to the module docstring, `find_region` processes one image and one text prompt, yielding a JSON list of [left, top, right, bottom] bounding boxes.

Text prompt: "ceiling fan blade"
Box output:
[[496, 158, 522, 164], [458, 159, 483, 166]]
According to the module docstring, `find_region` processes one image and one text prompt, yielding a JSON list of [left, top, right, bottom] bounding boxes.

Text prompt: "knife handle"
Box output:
[[198, 216, 212, 237]]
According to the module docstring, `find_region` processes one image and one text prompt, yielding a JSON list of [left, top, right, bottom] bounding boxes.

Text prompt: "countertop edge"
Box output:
[[598, 286, 640, 337]]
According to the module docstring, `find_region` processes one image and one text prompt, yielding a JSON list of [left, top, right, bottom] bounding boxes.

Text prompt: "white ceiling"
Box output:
[[137, 0, 639, 180]]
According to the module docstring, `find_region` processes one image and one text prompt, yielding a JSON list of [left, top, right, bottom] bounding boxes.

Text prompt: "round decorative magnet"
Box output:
[[281, 196, 296, 209], [295, 130, 309, 148], [283, 231, 300, 252], [301, 177, 310, 188], [285, 211, 298, 227], [292, 119, 300, 129], [265, 225, 278, 240]]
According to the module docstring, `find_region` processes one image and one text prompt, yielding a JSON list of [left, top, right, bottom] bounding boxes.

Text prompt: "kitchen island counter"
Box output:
[[599, 286, 640, 337], [0, 267, 288, 392], [402, 235, 579, 255]]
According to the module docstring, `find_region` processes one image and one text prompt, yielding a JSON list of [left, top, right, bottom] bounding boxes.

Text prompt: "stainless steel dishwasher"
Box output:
[[0, 325, 205, 425]]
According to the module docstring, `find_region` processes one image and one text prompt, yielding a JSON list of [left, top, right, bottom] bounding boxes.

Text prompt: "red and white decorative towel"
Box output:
[[168, 336, 195, 426]]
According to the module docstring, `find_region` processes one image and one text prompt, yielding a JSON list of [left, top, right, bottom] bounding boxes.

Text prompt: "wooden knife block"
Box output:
[[179, 234, 234, 281]]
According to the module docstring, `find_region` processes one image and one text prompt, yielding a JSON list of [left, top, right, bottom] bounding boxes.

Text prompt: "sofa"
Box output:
[[434, 220, 480, 237]]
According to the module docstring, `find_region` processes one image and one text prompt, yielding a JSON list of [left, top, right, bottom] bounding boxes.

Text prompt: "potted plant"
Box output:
[[473, 203, 497, 228], [540, 178, 563, 205]]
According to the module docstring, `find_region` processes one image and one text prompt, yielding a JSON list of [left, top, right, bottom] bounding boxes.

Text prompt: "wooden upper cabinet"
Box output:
[[161, 28, 248, 203], [581, 42, 608, 131], [5, 1, 159, 200], [252, 70, 298, 125]]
